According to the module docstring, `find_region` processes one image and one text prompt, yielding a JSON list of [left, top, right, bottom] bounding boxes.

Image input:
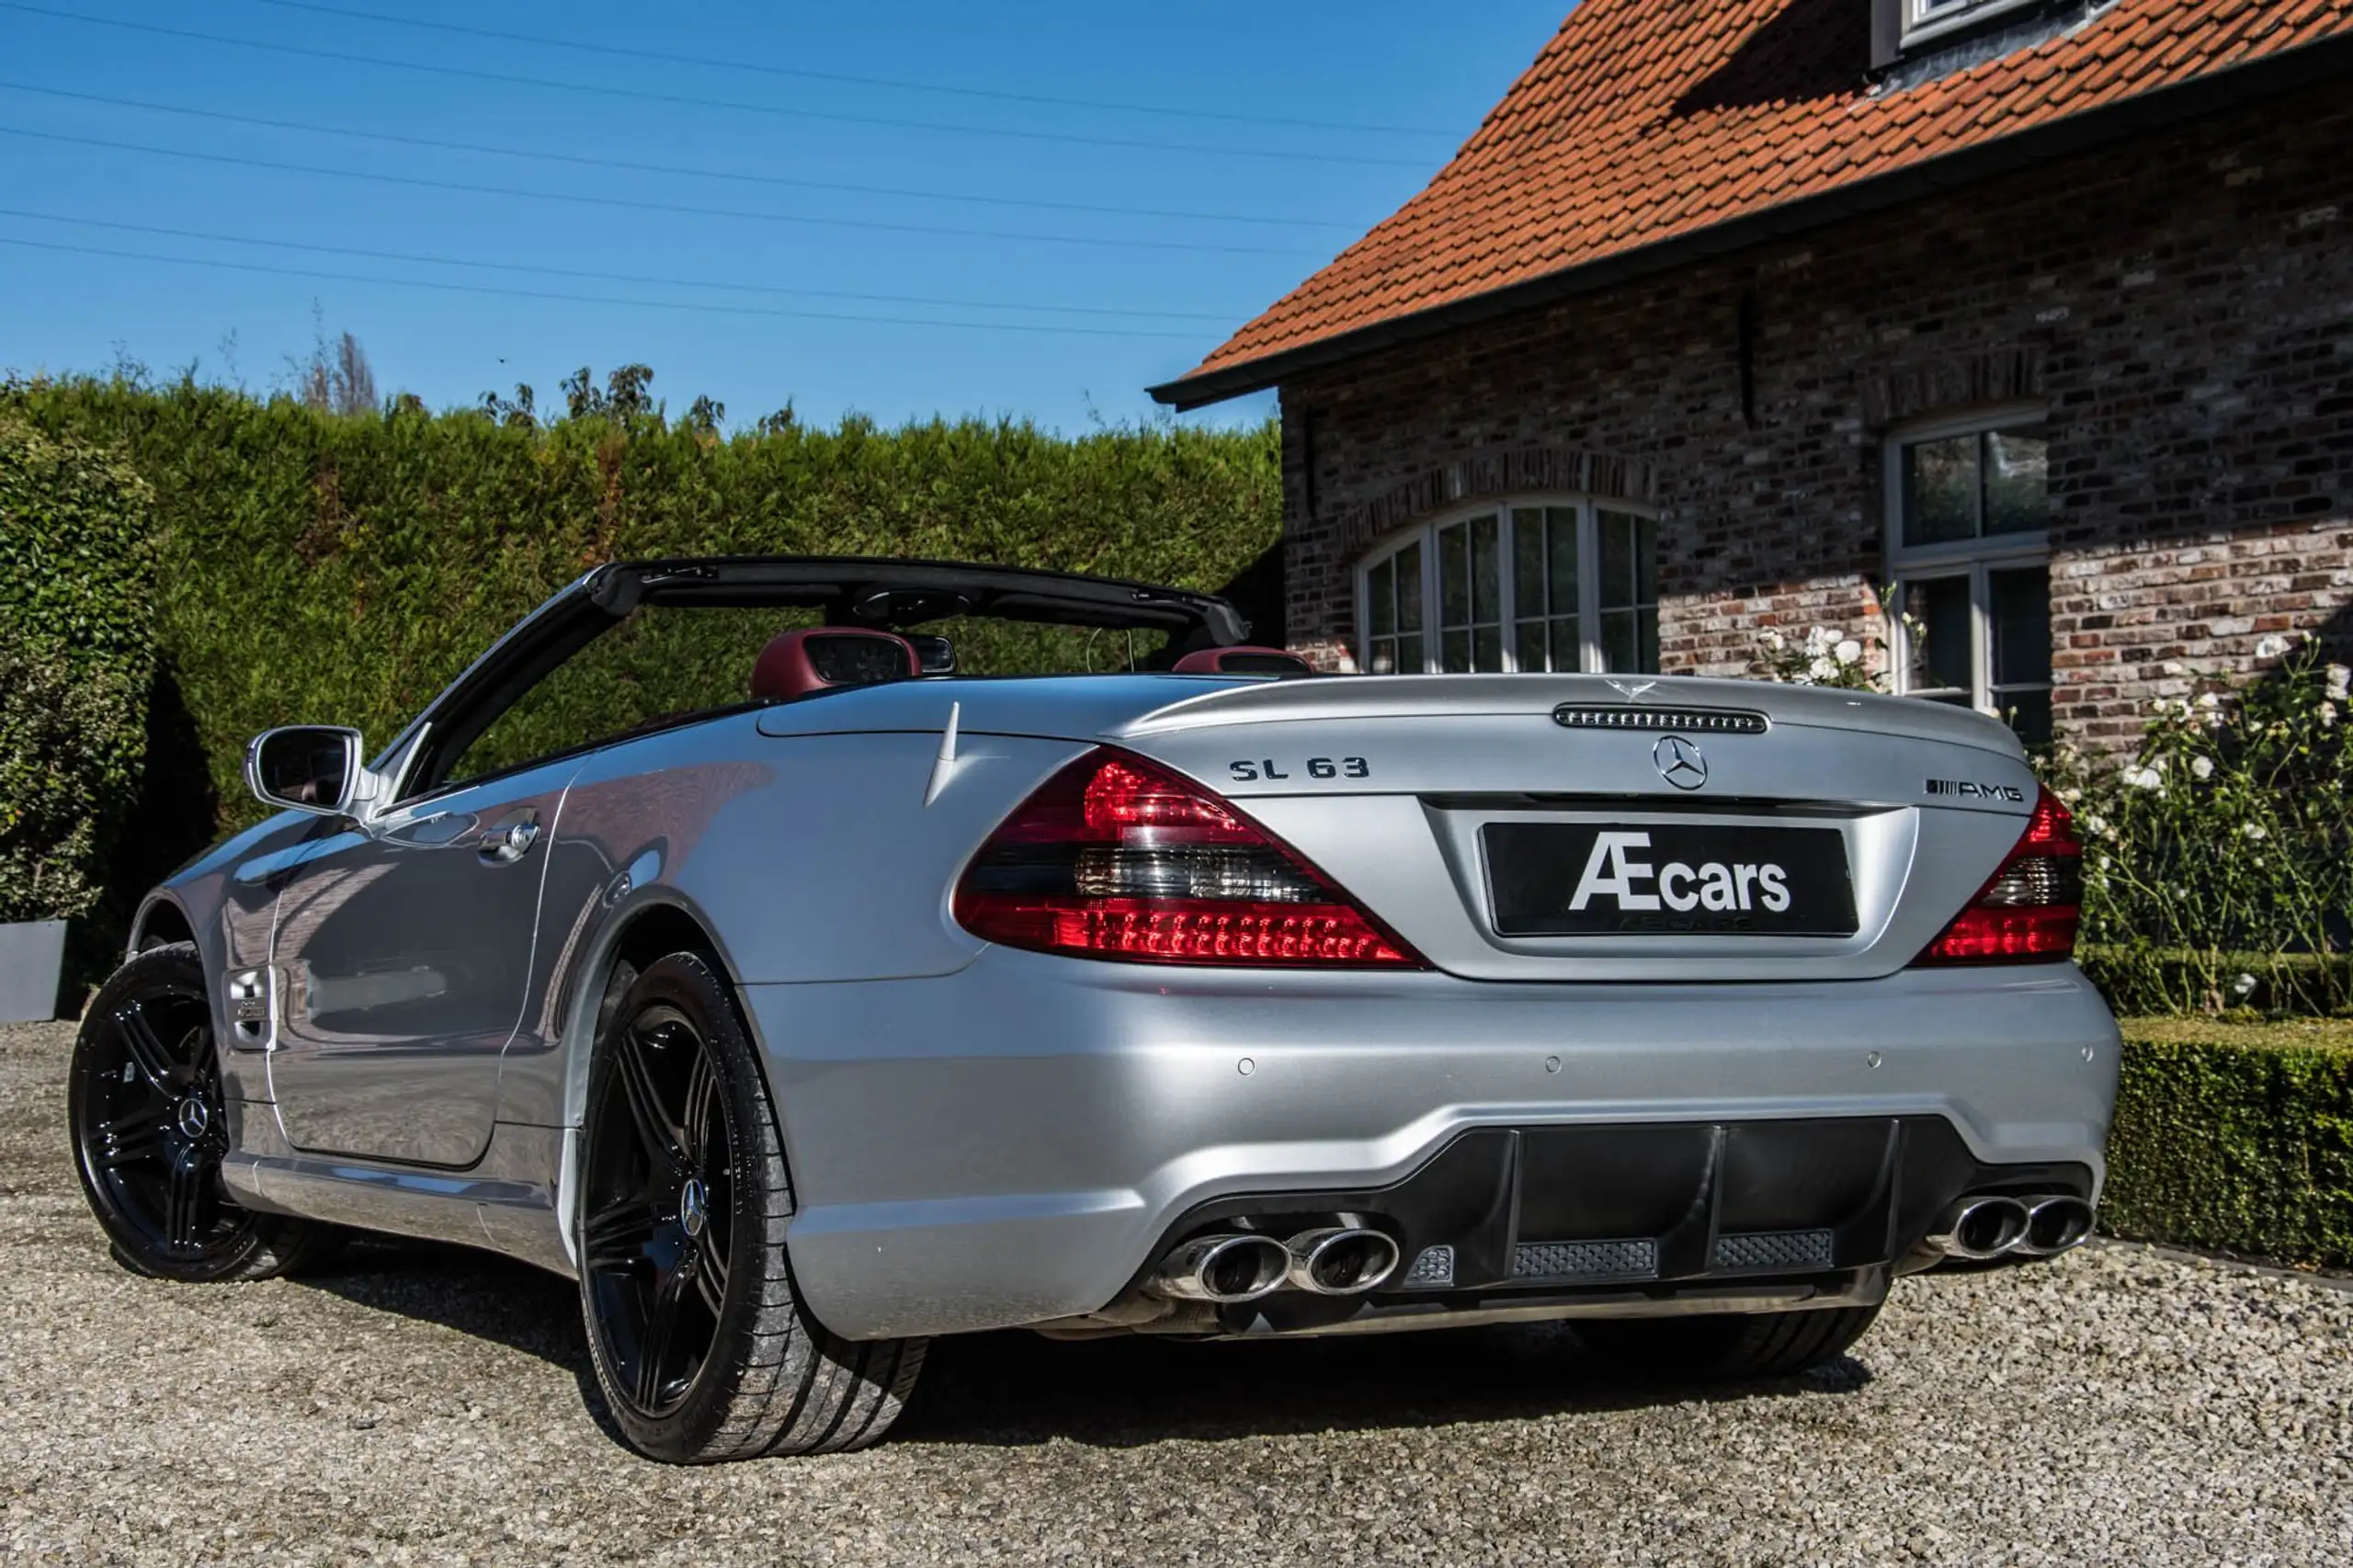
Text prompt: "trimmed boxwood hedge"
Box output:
[[2079, 944, 2353, 1018], [2104, 1017, 2353, 1269]]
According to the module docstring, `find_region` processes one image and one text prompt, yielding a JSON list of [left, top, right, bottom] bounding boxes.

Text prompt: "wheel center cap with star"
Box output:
[[678, 1177, 709, 1239]]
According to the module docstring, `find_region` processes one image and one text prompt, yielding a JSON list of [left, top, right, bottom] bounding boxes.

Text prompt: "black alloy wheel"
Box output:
[[580, 998, 736, 1417], [69, 942, 334, 1282], [576, 952, 926, 1462]]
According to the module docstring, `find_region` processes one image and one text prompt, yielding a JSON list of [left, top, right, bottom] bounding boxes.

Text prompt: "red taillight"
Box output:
[[954, 748, 1426, 968], [1914, 785, 2083, 965]]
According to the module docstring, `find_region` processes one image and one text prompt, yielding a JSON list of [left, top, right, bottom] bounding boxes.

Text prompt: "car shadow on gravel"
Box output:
[[900, 1325, 1873, 1449], [291, 1237, 1872, 1451]]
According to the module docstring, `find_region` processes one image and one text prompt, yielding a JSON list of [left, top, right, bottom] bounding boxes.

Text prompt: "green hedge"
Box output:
[[2078, 945, 2353, 1018], [1, 374, 1281, 843], [0, 419, 155, 925], [2103, 1017, 2353, 1268]]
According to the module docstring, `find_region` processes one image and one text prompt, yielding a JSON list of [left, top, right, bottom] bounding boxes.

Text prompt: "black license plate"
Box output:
[[1483, 822, 1859, 937]]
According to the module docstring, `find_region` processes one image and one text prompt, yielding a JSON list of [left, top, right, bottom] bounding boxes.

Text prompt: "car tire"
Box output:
[[576, 950, 926, 1463], [1574, 1302, 1882, 1380], [69, 942, 339, 1282]]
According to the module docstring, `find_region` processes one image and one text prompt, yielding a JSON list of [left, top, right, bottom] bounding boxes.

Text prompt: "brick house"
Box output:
[[1151, 0, 2353, 750]]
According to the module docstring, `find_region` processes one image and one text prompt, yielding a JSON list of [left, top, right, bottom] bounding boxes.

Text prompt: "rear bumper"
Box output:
[[740, 952, 2120, 1340]]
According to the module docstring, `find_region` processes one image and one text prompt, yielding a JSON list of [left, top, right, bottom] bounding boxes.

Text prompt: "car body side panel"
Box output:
[[489, 712, 1086, 1128], [745, 948, 2121, 1340]]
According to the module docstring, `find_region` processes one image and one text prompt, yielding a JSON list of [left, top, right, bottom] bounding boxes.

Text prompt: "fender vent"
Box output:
[[1552, 705, 1768, 734]]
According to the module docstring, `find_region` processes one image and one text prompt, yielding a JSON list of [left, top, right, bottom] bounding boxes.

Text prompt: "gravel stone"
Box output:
[[5, 1018, 2349, 1565]]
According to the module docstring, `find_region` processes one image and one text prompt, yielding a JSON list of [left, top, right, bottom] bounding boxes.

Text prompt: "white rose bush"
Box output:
[[2039, 637, 2353, 1015]]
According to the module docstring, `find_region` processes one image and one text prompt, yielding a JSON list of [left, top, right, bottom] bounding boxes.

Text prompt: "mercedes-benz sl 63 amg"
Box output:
[[70, 556, 2119, 1462]]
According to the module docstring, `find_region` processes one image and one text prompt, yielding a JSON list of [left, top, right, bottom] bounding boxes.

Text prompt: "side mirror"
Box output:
[[246, 726, 366, 817]]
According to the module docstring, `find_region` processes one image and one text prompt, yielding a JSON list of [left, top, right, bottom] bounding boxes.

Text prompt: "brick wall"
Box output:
[[1276, 85, 2353, 747]]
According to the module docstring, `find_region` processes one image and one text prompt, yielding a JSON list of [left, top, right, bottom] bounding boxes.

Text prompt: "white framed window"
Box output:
[[1883, 402, 2052, 743], [1357, 498, 1658, 676], [1901, 0, 2040, 49]]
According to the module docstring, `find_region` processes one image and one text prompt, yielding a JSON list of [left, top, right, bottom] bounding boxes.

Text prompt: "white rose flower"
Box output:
[[2189, 755, 2214, 779], [1805, 626, 1834, 653], [2242, 821, 2268, 840], [2082, 813, 2108, 835], [1806, 655, 1838, 682], [2323, 701, 2339, 728], [2326, 665, 2350, 700], [2233, 972, 2257, 997], [2120, 765, 2155, 790], [2195, 692, 2219, 710], [1762, 629, 1785, 652], [1834, 638, 1862, 665], [2256, 634, 2289, 659], [2059, 787, 2082, 805]]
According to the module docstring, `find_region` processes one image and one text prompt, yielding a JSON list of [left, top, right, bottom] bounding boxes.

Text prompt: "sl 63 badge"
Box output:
[[1229, 756, 1370, 782]]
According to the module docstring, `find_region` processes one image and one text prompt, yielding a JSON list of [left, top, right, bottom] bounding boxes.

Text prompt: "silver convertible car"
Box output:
[[70, 555, 2120, 1463]]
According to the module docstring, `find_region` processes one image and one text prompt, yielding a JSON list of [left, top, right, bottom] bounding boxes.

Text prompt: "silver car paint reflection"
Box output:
[[140, 657, 2120, 1342]]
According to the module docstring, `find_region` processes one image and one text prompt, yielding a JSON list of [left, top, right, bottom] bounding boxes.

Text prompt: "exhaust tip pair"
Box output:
[[1154, 1226, 1402, 1304], [1929, 1193, 2095, 1261]]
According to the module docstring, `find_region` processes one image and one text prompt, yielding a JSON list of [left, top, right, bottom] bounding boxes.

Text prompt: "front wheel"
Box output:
[[68, 942, 336, 1282], [1574, 1302, 1881, 1380], [576, 951, 926, 1462]]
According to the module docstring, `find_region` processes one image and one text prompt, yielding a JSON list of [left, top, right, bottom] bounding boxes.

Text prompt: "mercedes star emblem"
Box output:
[[1653, 733, 1708, 790]]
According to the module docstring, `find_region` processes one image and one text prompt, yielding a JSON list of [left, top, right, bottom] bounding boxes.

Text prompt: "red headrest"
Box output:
[[1171, 645, 1316, 677], [751, 628, 921, 703]]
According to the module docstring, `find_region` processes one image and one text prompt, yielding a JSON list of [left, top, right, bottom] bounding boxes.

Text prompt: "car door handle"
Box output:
[[479, 820, 540, 863]]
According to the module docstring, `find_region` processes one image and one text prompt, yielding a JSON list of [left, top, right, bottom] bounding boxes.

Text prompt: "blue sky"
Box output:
[[0, 1, 1568, 432]]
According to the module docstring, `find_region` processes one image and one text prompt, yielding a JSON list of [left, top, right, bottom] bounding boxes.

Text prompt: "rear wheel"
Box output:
[[576, 951, 926, 1462], [1574, 1302, 1881, 1380], [68, 943, 336, 1282]]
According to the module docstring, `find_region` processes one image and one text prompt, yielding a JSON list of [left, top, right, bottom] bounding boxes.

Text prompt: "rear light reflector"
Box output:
[[954, 748, 1425, 968], [1914, 785, 2083, 965]]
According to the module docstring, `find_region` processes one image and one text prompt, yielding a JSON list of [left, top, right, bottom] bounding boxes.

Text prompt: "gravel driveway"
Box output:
[[4, 1019, 2348, 1567]]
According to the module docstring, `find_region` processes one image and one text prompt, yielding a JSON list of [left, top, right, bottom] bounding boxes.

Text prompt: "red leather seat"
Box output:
[[1170, 645, 1316, 677], [750, 628, 921, 702]]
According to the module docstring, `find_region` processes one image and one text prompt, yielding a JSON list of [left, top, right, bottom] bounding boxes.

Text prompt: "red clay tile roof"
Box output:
[[1156, 0, 2353, 404]]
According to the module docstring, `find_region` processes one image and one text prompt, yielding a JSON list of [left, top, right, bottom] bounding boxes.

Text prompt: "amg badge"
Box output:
[[1924, 778, 2027, 801]]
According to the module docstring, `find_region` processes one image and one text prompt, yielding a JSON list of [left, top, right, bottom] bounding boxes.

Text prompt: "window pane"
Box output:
[[1550, 617, 1582, 674], [1470, 514, 1499, 624], [1512, 509, 1547, 618], [1548, 508, 1578, 615], [1634, 516, 1658, 605], [1368, 636, 1396, 676], [1637, 607, 1659, 673], [1395, 541, 1424, 632], [1902, 436, 1977, 546], [1472, 626, 1502, 672], [1515, 619, 1547, 673], [1599, 609, 1637, 674], [1598, 510, 1638, 609], [1366, 556, 1394, 640], [1984, 428, 2048, 535], [1995, 688, 2052, 745], [1396, 634, 1423, 675], [1988, 566, 2051, 687], [1438, 526, 1469, 628], [1441, 629, 1471, 673], [1902, 575, 1972, 693]]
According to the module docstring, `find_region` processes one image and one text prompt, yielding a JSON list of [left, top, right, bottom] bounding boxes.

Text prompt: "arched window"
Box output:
[[1356, 497, 1659, 675]]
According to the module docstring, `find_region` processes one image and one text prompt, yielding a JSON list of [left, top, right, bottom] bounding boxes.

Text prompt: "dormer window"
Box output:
[[1871, 0, 2084, 73]]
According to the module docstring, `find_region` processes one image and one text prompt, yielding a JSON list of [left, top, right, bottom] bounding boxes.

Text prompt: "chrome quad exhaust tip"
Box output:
[[1154, 1233, 1290, 1303], [1283, 1226, 1402, 1296], [2016, 1195, 2097, 1256], [1926, 1195, 2031, 1260]]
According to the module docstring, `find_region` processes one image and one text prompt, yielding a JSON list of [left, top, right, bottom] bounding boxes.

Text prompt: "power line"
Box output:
[[0, 233, 1215, 340], [245, 0, 1454, 140], [0, 4, 1436, 170], [0, 81, 1356, 232], [0, 126, 1333, 258], [0, 208, 1242, 322]]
